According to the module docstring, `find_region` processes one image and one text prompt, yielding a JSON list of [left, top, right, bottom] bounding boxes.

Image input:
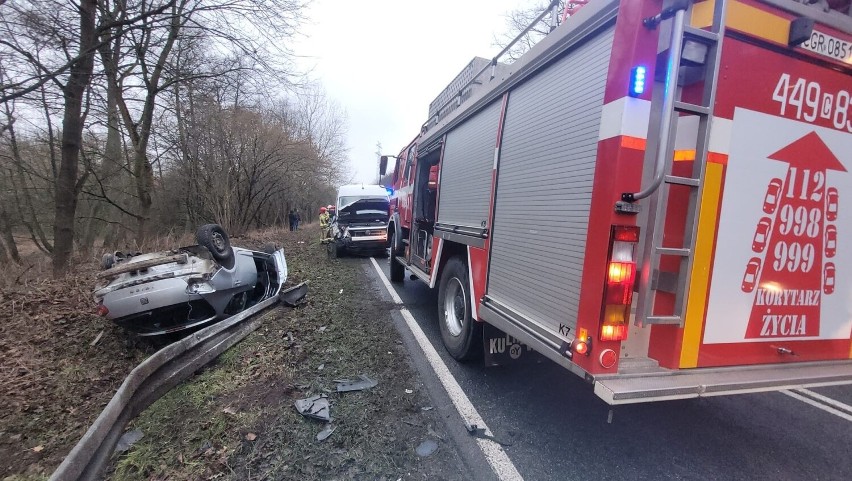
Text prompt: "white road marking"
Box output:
[[370, 257, 523, 481], [781, 389, 852, 422], [791, 388, 852, 416]]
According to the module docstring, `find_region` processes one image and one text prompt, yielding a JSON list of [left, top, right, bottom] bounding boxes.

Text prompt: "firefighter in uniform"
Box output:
[[318, 206, 330, 242]]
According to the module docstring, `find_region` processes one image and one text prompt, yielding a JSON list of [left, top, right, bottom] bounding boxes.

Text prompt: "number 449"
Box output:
[[772, 73, 852, 132]]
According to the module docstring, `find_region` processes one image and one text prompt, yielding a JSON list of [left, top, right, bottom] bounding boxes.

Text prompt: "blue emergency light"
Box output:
[[629, 66, 646, 97]]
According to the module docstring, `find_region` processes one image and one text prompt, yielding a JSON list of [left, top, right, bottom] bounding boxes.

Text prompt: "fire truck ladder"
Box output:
[[624, 0, 728, 327]]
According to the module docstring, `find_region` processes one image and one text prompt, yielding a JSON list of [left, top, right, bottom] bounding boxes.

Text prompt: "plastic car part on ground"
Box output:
[[335, 374, 378, 393], [294, 395, 331, 422], [93, 224, 289, 336]]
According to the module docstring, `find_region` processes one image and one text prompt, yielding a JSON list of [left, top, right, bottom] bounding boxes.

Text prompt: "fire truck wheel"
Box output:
[[389, 231, 405, 283], [438, 256, 482, 361]]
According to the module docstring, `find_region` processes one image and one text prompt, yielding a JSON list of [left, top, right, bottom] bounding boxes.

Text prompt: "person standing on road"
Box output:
[[318, 207, 330, 242]]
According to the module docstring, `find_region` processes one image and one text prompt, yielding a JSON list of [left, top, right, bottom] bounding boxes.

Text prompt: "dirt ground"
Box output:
[[0, 227, 469, 481], [0, 256, 154, 480]]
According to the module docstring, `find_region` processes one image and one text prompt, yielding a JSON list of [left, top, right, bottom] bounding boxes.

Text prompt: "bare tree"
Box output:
[[95, 0, 307, 243], [0, 0, 178, 274], [493, 1, 594, 62], [0, 0, 348, 272]]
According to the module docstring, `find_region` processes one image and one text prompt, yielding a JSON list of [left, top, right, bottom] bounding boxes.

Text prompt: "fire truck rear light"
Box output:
[[573, 339, 589, 355], [613, 225, 640, 242], [602, 304, 629, 324], [600, 324, 627, 342], [599, 348, 618, 369], [600, 225, 639, 343], [97, 304, 109, 317], [608, 261, 635, 284]]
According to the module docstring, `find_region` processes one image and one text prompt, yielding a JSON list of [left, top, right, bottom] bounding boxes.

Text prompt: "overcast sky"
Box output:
[[293, 0, 529, 184]]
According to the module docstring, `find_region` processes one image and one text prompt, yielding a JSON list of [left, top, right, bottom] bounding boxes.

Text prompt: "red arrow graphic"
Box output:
[[768, 131, 846, 172], [743, 132, 842, 339]]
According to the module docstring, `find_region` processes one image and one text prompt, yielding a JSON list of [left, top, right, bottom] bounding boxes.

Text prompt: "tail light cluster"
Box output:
[[600, 226, 639, 342]]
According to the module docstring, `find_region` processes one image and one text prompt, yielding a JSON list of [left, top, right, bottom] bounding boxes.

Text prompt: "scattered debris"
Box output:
[[466, 424, 513, 446], [421, 406, 434, 412], [319, 326, 327, 332], [223, 407, 237, 415], [405, 389, 413, 394], [89, 329, 104, 347], [279, 282, 309, 307], [336, 374, 377, 393], [317, 363, 325, 371], [294, 395, 331, 422], [245, 433, 257, 441], [316, 425, 336, 442], [32, 445, 45, 453], [427, 424, 445, 442], [114, 429, 145, 454], [415, 439, 439, 457], [403, 420, 422, 427], [338, 289, 343, 294], [198, 440, 213, 453]]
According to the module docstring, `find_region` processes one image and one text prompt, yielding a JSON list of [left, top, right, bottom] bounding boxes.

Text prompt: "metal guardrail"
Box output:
[[50, 283, 307, 481]]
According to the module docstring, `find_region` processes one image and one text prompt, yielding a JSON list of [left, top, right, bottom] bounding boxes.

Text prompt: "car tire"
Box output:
[[196, 224, 235, 269], [389, 230, 404, 283], [437, 256, 482, 361], [260, 243, 277, 254], [100, 253, 115, 270]]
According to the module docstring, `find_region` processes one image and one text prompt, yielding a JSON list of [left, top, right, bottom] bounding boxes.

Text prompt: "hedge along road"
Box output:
[[366, 257, 852, 481]]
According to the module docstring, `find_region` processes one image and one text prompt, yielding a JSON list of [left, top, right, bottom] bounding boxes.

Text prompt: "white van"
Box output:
[[327, 184, 390, 257]]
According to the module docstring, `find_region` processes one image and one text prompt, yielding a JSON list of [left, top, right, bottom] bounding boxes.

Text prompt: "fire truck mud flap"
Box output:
[[593, 361, 852, 405]]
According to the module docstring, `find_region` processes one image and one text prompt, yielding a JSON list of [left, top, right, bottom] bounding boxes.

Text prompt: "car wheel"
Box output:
[[437, 256, 482, 361], [389, 230, 404, 283], [260, 243, 277, 254], [100, 253, 115, 270], [196, 224, 235, 269]]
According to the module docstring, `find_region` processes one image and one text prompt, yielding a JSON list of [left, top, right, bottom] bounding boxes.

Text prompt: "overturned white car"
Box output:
[[94, 224, 288, 336]]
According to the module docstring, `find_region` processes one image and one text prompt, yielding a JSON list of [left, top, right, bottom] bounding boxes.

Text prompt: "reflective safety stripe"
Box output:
[[692, 0, 790, 46], [680, 159, 726, 368]]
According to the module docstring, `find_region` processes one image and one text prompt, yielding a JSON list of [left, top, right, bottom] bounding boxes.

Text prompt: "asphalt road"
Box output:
[[366, 257, 852, 481]]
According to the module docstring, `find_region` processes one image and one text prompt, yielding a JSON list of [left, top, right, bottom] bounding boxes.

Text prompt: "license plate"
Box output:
[[799, 30, 852, 65]]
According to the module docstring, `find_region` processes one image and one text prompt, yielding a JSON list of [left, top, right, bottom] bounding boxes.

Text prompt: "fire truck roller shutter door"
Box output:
[[436, 100, 503, 232], [487, 26, 615, 338]]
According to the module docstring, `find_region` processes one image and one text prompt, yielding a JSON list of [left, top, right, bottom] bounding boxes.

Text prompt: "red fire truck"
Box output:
[[381, 0, 852, 404]]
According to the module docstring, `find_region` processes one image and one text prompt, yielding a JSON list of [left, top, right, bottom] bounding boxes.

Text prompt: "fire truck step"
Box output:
[[673, 101, 710, 116], [616, 356, 663, 375], [643, 315, 683, 325], [664, 175, 700, 187], [655, 247, 691, 257]]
